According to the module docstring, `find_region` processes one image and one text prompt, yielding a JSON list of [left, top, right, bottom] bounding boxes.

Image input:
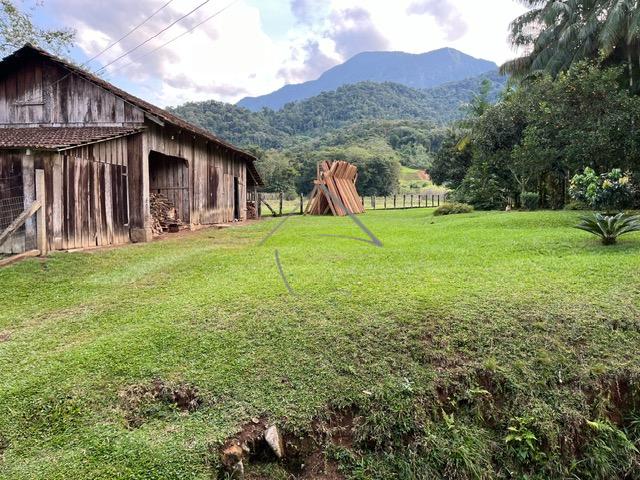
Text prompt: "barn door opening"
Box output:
[[149, 151, 190, 229], [233, 176, 240, 221]]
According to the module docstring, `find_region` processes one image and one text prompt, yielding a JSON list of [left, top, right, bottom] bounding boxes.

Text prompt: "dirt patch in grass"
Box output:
[[218, 409, 356, 479], [119, 379, 201, 428], [0, 331, 11, 342]]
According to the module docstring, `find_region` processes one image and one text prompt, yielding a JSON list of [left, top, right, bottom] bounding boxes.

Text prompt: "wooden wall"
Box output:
[[0, 58, 145, 126], [46, 138, 130, 250]]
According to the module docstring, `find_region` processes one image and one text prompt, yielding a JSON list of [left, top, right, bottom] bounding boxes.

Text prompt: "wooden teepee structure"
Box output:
[[306, 161, 365, 216]]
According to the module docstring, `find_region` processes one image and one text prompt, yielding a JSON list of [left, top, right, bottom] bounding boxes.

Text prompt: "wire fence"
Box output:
[[257, 191, 449, 217], [0, 176, 24, 232]]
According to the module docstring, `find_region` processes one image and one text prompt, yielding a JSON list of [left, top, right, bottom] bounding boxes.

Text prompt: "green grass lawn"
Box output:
[[1, 210, 639, 479]]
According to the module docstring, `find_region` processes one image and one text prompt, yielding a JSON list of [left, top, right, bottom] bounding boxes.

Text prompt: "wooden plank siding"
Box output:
[[0, 58, 145, 126]]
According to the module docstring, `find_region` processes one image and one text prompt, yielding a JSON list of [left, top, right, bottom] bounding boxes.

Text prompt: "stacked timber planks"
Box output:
[[306, 161, 365, 216]]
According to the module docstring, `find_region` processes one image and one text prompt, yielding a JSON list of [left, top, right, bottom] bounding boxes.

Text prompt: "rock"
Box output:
[[221, 444, 244, 469], [264, 425, 284, 458]]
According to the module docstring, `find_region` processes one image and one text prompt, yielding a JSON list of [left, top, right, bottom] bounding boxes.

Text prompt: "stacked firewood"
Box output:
[[150, 193, 180, 235], [306, 161, 364, 216], [246, 201, 258, 220]]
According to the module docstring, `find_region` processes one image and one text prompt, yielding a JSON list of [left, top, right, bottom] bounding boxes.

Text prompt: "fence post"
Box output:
[[300, 193, 304, 215], [22, 151, 36, 250], [35, 169, 47, 255], [279, 192, 283, 216], [384, 196, 387, 209], [418, 195, 421, 208], [393, 195, 397, 209], [257, 192, 262, 218], [372, 196, 376, 210], [438, 195, 440, 207], [403, 195, 406, 209], [411, 195, 414, 208], [431, 194, 435, 207]]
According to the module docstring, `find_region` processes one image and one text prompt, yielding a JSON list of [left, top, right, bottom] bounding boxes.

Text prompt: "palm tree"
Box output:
[[599, 0, 640, 90], [501, 0, 640, 91], [501, 0, 603, 79]]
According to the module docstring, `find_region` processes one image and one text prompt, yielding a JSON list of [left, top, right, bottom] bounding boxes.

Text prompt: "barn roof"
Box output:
[[0, 126, 144, 150], [0, 45, 263, 185]]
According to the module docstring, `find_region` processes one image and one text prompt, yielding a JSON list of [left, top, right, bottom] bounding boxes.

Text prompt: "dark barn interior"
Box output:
[[149, 150, 190, 224]]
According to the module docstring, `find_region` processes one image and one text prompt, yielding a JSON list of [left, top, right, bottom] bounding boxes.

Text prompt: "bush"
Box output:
[[434, 202, 474, 216], [520, 192, 539, 211], [569, 168, 635, 212], [565, 200, 589, 210]]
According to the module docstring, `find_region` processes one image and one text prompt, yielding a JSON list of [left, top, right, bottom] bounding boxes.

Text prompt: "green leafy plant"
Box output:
[[572, 420, 638, 479], [505, 417, 546, 465], [570, 168, 635, 213], [434, 202, 474, 216], [575, 212, 640, 245], [520, 191, 539, 211]]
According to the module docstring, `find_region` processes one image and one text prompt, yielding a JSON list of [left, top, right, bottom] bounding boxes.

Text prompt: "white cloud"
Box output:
[[48, 0, 527, 106]]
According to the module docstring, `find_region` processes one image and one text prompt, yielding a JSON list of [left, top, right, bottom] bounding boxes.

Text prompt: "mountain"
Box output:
[[168, 70, 507, 149], [237, 48, 498, 111]]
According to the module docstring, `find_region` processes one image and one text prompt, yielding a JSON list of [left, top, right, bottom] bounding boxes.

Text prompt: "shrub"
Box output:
[[565, 200, 589, 211], [434, 202, 474, 216], [569, 168, 635, 212], [575, 212, 640, 245], [520, 192, 539, 211]]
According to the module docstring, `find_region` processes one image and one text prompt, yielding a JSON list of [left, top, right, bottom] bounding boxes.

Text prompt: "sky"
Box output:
[[32, 0, 528, 108]]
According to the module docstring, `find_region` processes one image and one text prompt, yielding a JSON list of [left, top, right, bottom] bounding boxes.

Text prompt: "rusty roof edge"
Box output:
[[2, 45, 261, 166], [56, 127, 146, 152]]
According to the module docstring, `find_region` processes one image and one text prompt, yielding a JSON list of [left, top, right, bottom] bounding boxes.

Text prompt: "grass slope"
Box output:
[[0, 210, 639, 479]]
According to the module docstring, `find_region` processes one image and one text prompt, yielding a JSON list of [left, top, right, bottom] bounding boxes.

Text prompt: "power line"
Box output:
[[81, 0, 177, 68], [94, 0, 212, 75], [105, 0, 240, 76], [19, 0, 178, 103]]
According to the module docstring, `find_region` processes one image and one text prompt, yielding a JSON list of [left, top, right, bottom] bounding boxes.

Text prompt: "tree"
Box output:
[[0, 1, 74, 56], [430, 130, 473, 188], [255, 151, 299, 194], [501, 0, 640, 92]]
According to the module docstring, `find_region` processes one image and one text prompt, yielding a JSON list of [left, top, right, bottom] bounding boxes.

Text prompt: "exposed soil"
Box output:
[[0, 331, 11, 342], [218, 408, 356, 479], [418, 170, 431, 181], [119, 379, 201, 428]]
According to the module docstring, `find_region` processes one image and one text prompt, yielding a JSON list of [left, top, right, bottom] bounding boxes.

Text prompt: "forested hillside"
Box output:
[[238, 48, 497, 111], [167, 71, 506, 149]]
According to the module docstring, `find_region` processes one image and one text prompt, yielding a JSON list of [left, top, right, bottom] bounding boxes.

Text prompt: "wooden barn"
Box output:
[[0, 44, 262, 255]]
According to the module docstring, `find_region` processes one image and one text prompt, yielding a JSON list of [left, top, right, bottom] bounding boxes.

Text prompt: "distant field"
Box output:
[[1, 210, 639, 479], [398, 165, 448, 195]]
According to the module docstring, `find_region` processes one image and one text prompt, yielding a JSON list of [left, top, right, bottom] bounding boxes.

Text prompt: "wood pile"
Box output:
[[246, 201, 258, 220], [150, 193, 181, 235], [306, 161, 364, 216]]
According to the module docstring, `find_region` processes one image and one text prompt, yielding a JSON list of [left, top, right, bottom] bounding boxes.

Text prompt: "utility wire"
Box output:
[[19, 0, 177, 103], [105, 0, 240, 76], [94, 0, 212, 74], [82, 0, 177, 68]]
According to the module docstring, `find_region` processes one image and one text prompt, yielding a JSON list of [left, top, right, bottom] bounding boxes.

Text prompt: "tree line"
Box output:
[[432, 0, 640, 210]]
